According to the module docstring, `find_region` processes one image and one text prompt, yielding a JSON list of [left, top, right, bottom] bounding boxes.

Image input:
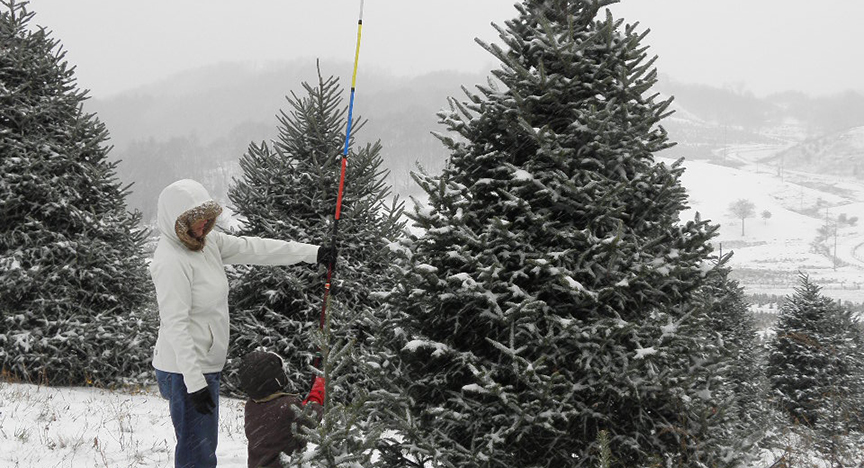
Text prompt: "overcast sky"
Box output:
[[23, 0, 864, 99]]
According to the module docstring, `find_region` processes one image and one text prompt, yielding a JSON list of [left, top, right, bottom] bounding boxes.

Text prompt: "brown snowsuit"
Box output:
[[239, 351, 325, 468], [245, 393, 323, 468]]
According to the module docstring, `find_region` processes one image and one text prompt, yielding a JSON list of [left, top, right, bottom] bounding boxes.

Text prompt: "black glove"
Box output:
[[317, 244, 338, 268], [189, 387, 216, 415]]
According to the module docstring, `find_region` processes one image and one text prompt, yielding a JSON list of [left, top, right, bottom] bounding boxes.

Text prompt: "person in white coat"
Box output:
[[151, 179, 335, 468]]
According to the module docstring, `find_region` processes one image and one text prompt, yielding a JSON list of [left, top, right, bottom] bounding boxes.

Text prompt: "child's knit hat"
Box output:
[[238, 351, 289, 400]]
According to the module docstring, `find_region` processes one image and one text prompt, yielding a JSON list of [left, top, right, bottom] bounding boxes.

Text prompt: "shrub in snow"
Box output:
[[0, 0, 154, 386], [373, 1, 748, 466]]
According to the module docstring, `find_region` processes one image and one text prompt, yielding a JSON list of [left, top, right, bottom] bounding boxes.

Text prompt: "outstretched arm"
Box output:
[[212, 231, 319, 266]]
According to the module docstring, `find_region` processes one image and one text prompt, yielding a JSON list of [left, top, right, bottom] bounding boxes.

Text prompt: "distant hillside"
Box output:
[[88, 60, 485, 219], [84, 61, 864, 221], [773, 126, 864, 178], [766, 90, 864, 135], [657, 81, 864, 163], [91, 60, 412, 146]]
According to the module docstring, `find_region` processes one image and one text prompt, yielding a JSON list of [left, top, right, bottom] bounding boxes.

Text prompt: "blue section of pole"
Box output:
[[343, 89, 356, 156]]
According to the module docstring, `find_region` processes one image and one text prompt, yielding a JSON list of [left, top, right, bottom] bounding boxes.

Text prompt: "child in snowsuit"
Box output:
[[238, 351, 326, 468]]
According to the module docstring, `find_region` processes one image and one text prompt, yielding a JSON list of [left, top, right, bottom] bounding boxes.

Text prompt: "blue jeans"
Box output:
[[156, 369, 221, 468]]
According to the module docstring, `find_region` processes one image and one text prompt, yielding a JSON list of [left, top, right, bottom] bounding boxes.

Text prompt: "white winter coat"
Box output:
[[150, 179, 319, 393]]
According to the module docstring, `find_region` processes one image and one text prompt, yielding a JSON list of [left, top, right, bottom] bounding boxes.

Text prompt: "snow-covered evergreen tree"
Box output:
[[225, 66, 404, 395], [376, 1, 733, 466], [696, 263, 769, 457], [767, 274, 864, 444], [817, 312, 864, 464], [0, 0, 154, 386], [278, 301, 385, 468]]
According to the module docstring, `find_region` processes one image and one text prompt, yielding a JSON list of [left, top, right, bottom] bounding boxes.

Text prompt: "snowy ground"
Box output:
[[0, 380, 845, 468], [0, 381, 249, 468]]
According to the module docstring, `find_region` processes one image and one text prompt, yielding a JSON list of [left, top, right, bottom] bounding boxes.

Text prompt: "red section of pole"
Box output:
[[334, 157, 348, 221]]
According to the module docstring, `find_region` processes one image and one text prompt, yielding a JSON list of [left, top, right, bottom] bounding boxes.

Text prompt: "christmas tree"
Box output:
[[376, 1, 735, 466], [278, 301, 386, 468], [225, 65, 404, 395], [767, 273, 864, 457], [691, 263, 769, 461], [0, 0, 154, 386]]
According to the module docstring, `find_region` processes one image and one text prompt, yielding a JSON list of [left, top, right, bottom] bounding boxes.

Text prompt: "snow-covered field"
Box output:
[[666, 141, 864, 304], [0, 381, 249, 468], [0, 380, 846, 468]]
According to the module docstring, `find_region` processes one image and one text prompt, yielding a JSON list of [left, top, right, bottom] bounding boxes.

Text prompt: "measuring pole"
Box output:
[[313, 0, 365, 373]]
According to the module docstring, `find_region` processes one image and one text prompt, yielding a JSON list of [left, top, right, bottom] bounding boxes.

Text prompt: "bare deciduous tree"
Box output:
[[729, 199, 756, 236]]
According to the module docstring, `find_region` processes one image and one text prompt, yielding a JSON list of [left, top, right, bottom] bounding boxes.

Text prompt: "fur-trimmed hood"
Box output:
[[156, 179, 222, 251]]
